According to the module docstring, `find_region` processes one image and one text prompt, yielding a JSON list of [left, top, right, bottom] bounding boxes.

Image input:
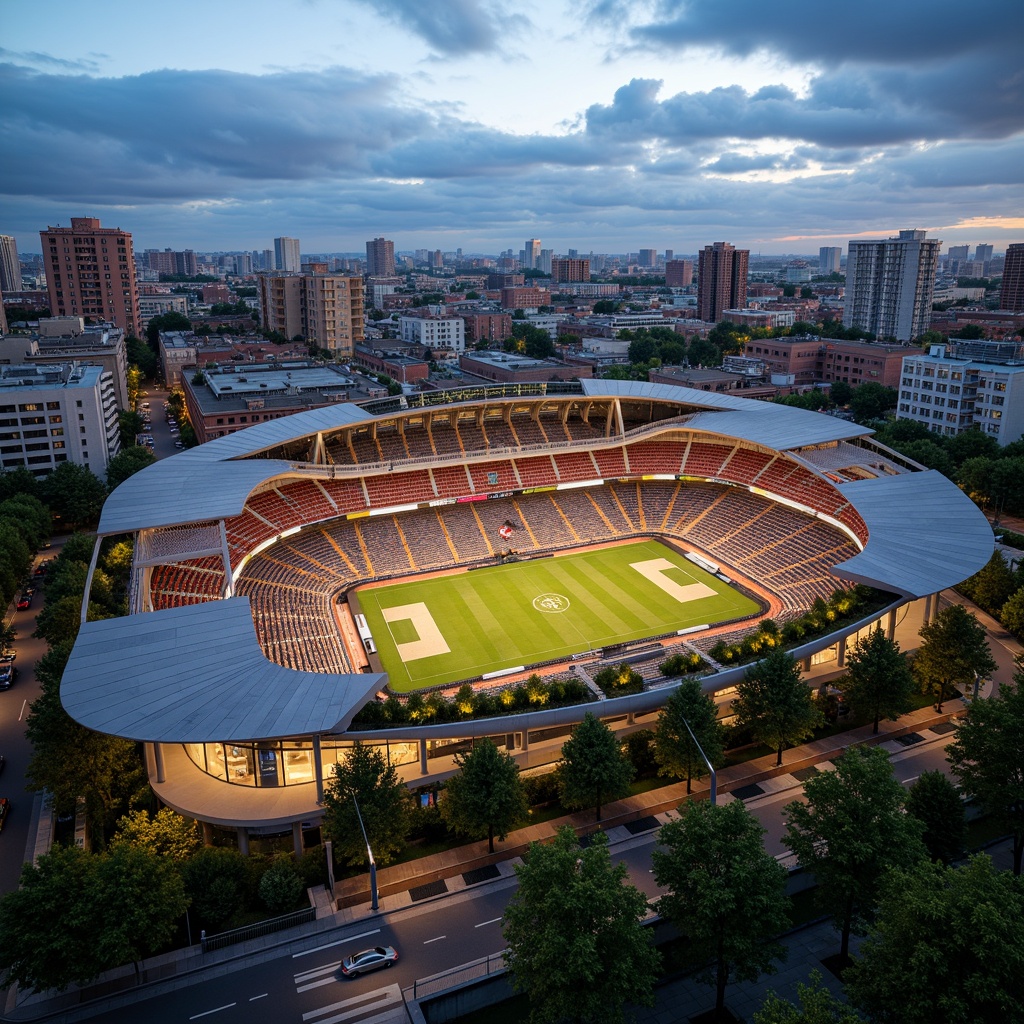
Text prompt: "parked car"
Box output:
[[0, 798, 9, 832], [174, 441, 184, 448], [17, 595, 32, 610], [339, 946, 398, 978], [0, 654, 16, 690]]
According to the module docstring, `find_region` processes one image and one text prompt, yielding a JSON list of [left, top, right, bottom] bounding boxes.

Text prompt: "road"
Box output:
[[96, 736, 955, 1024]]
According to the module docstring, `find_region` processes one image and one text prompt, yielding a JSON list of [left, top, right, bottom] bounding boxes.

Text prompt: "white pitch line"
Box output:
[[423, 935, 446, 944], [292, 928, 380, 958], [475, 917, 502, 928], [189, 1003, 237, 1020]]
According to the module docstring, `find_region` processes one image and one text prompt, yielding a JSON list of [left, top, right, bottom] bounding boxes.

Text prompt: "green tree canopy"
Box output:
[[440, 738, 528, 853], [783, 745, 927, 959], [321, 741, 411, 867], [958, 550, 1017, 617], [111, 807, 203, 861], [848, 382, 897, 422], [0, 493, 50, 551], [654, 678, 723, 794], [947, 672, 1024, 874], [844, 856, 1024, 1024], [39, 461, 106, 529], [126, 334, 158, 378], [654, 800, 789, 1019], [1001, 589, 1024, 638], [837, 628, 915, 734], [146, 311, 192, 347], [503, 827, 659, 1024], [733, 649, 822, 766], [914, 603, 996, 711], [180, 847, 249, 931], [904, 770, 966, 864], [106, 445, 157, 490], [753, 970, 862, 1024], [558, 712, 633, 821]]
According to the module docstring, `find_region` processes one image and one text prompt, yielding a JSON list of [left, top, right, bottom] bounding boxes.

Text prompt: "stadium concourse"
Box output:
[[60, 380, 992, 849]]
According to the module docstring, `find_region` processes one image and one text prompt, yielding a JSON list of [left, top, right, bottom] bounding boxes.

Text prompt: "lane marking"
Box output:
[[249, 993, 268, 1001], [423, 935, 446, 944], [18, 699, 27, 721], [475, 918, 502, 928], [189, 1004, 237, 1020], [293, 929, 380, 958], [301, 984, 401, 1023]]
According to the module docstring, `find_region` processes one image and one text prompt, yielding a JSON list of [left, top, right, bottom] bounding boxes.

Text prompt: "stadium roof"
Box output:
[[60, 598, 385, 743]]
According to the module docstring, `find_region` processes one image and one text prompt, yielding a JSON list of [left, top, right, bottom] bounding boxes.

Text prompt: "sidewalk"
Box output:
[[4, 701, 972, 1023]]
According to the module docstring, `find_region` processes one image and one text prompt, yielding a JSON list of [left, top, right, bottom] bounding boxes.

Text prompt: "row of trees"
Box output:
[[957, 548, 1024, 640]]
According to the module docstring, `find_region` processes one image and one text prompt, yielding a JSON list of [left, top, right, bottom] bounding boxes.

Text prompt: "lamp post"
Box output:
[[350, 792, 379, 911], [680, 714, 718, 805]]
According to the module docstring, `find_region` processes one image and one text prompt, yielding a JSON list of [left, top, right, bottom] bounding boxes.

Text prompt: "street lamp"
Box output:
[[680, 714, 718, 806], [350, 792, 379, 912]]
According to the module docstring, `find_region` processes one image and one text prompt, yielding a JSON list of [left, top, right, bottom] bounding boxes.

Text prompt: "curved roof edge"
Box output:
[[61, 597, 385, 742], [832, 472, 993, 598]]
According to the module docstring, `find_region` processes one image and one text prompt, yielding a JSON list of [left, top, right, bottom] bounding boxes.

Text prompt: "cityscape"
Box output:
[[1, 3, 1024, 1024]]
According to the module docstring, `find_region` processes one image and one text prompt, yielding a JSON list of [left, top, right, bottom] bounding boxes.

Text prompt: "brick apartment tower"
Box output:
[[0, 235, 19, 292], [259, 266, 364, 357], [40, 218, 141, 337], [1000, 244, 1024, 312], [665, 259, 693, 288], [365, 237, 396, 277], [697, 242, 749, 323], [550, 258, 590, 283]]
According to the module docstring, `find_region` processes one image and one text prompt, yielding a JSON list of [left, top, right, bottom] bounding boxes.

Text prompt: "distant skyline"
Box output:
[[3, 0, 1022, 255]]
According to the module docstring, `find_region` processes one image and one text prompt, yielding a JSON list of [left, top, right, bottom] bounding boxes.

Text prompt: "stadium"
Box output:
[[61, 379, 992, 849]]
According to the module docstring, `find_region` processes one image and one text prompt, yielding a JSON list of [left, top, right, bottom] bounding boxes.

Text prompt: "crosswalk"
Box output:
[[292, 962, 406, 1024]]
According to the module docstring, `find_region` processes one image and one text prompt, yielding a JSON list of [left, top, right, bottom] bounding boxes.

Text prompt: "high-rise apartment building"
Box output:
[[1000, 244, 1024, 312], [665, 259, 693, 288], [258, 267, 363, 356], [947, 245, 969, 261], [819, 247, 842, 275], [664, 249, 674, 262], [0, 235, 20, 292], [523, 238, 541, 270], [537, 249, 553, 275], [974, 244, 993, 264], [843, 229, 941, 342], [697, 242, 749, 323], [273, 237, 301, 273], [40, 217, 141, 336], [637, 248, 657, 269], [144, 249, 198, 277], [550, 259, 590, 284], [365, 237, 396, 277]]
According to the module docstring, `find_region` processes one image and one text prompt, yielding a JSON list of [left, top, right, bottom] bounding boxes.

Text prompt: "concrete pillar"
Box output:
[[420, 739, 428, 776], [886, 608, 897, 642], [626, 712, 635, 726], [836, 636, 847, 669], [313, 735, 324, 805], [521, 730, 529, 751], [922, 593, 933, 626], [236, 827, 249, 856], [292, 821, 303, 859], [154, 742, 166, 784], [202, 822, 215, 847], [801, 656, 812, 672], [144, 743, 157, 778]]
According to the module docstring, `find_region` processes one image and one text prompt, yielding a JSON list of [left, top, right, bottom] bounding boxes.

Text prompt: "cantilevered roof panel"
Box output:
[[832, 472, 993, 598], [61, 598, 384, 743], [580, 379, 869, 448]]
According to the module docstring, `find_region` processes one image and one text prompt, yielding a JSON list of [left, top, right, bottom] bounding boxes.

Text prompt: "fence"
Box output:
[[412, 949, 508, 1000], [200, 905, 316, 953]]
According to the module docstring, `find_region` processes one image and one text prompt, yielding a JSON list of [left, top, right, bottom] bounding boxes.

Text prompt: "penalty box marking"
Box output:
[[630, 558, 716, 604], [382, 602, 451, 662]]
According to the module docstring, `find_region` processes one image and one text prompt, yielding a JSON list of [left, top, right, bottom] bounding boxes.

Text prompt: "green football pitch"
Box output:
[[355, 539, 759, 692]]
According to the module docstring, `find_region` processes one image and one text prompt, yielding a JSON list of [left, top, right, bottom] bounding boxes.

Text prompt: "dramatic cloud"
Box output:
[[345, 0, 517, 55]]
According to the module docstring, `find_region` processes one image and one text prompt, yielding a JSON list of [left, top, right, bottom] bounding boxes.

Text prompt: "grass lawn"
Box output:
[[357, 539, 758, 692]]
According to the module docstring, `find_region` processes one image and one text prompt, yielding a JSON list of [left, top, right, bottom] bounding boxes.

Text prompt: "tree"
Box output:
[[896, 439, 955, 477], [754, 971, 862, 1024], [39, 461, 106, 529], [914, 603, 996, 711], [959, 550, 1017, 616], [905, 770, 966, 864], [181, 847, 249, 930], [849, 382, 897, 422], [947, 672, 1024, 874], [654, 800, 789, 1020], [0, 493, 50, 551], [829, 380, 853, 406], [321, 741, 411, 866], [503, 827, 659, 1024], [782, 745, 927, 960], [106, 445, 156, 491], [844, 856, 1024, 1024], [111, 807, 203, 861], [146, 311, 191, 347], [1001, 588, 1024, 637], [126, 335, 158, 379], [654, 679, 723, 793], [733, 650, 822, 766], [440, 738, 528, 853], [945, 428, 1000, 468], [558, 712, 633, 821], [837, 628, 914, 734], [258, 856, 304, 913]]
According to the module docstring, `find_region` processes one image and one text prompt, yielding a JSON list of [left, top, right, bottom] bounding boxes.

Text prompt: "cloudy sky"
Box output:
[[3, 0, 1022, 256]]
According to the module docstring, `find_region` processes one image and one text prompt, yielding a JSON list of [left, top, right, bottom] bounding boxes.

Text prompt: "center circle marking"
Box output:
[[533, 593, 570, 613]]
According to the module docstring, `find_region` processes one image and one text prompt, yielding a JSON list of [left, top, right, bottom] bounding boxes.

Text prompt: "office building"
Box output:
[[0, 362, 120, 476], [551, 259, 590, 284], [258, 267, 364, 357], [399, 314, 465, 354], [665, 259, 693, 288], [365, 237, 396, 277], [273, 237, 301, 273], [974, 244, 993, 264], [0, 235, 19, 292], [999, 244, 1024, 312], [819, 247, 842, 275], [664, 250, 674, 262], [40, 218, 141, 337], [638, 248, 657, 268], [697, 242, 749, 323], [843, 230, 941, 342], [538, 249, 553, 275], [523, 238, 541, 270], [947, 245, 969, 261]]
